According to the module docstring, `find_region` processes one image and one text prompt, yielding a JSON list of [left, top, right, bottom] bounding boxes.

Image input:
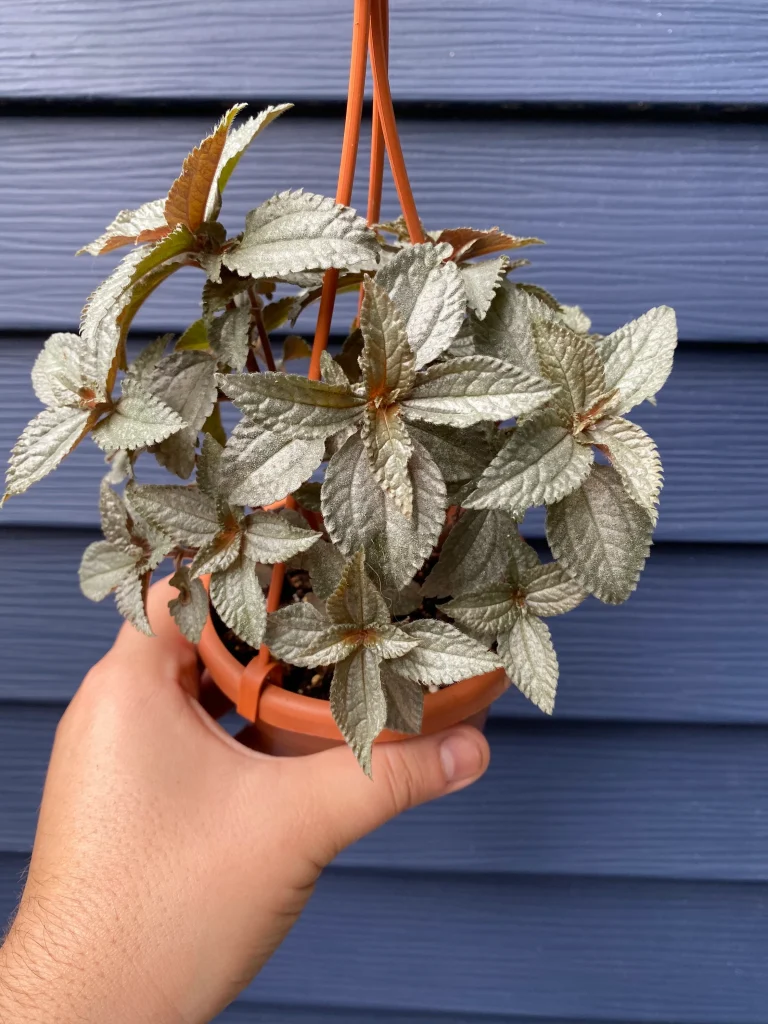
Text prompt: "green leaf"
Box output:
[[521, 562, 586, 617], [78, 198, 167, 256], [373, 242, 466, 368], [498, 614, 558, 714], [79, 540, 139, 602], [473, 281, 559, 375], [31, 333, 88, 408], [176, 318, 210, 351], [209, 555, 266, 649], [459, 255, 511, 319], [380, 664, 424, 734], [265, 604, 360, 668], [396, 619, 502, 685], [223, 189, 380, 280], [596, 306, 677, 414], [361, 405, 414, 517], [326, 548, 390, 628], [546, 464, 653, 604], [406, 422, 497, 484], [3, 406, 91, 501], [322, 433, 446, 590], [422, 509, 519, 598], [444, 586, 519, 636], [218, 371, 365, 439], [360, 278, 416, 396], [465, 409, 593, 515], [242, 509, 319, 564], [168, 566, 209, 643], [128, 483, 218, 547], [206, 103, 293, 218], [115, 570, 153, 636], [91, 382, 185, 452], [584, 416, 663, 522], [209, 306, 251, 371], [401, 355, 551, 427], [220, 419, 326, 507], [330, 648, 386, 776], [532, 320, 605, 420]]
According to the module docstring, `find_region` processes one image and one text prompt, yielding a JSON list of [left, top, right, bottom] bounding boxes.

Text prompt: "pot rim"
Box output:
[[198, 587, 508, 743]]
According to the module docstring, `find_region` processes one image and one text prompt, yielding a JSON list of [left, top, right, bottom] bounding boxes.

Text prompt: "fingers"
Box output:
[[283, 725, 490, 866]]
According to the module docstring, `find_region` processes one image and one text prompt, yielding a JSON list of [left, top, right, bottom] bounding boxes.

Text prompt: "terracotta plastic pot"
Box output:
[[197, 598, 508, 757]]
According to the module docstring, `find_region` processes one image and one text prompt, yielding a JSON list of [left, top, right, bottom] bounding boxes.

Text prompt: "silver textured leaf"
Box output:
[[521, 562, 587, 617], [265, 604, 361, 668], [322, 433, 446, 590], [465, 409, 593, 515], [190, 529, 243, 577], [221, 419, 326, 507], [78, 198, 167, 256], [444, 586, 519, 636], [31, 333, 87, 408], [91, 382, 185, 452], [304, 539, 346, 600], [459, 256, 511, 320], [326, 548, 390, 628], [79, 540, 139, 601], [242, 509, 320, 564], [152, 428, 198, 481], [559, 305, 592, 335], [422, 509, 519, 598], [168, 566, 209, 643], [128, 483, 218, 546], [99, 481, 134, 552], [218, 371, 365, 439], [361, 405, 414, 517], [223, 189, 380, 279], [584, 416, 663, 522], [209, 306, 251, 371], [546, 464, 654, 604], [473, 281, 559, 375], [380, 663, 424, 734], [506, 529, 541, 585], [370, 623, 420, 660], [319, 349, 350, 387], [209, 555, 267, 649], [196, 433, 223, 503], [396, 619, 502, 685], [125, 334, 172, 385], [596, 306, 677, 414], [532, 320, 606, 419], [115, 570, 152, 636], [360, 278, 416, 396], [3, 406, 91, 501], [145, 351, 218, 433], [330, 647, 386, 776], [498, 614, 558, 714], [401, 355, 551, 427], [406, 422, 497, 483], [205, 103, 294, 219], [373, 242, 465, 368]]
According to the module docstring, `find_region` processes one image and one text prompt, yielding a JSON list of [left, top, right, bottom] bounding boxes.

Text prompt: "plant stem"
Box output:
[[307, 0, 371, 381], [369, 0, 424, 243], [252, 303, 277, 372]]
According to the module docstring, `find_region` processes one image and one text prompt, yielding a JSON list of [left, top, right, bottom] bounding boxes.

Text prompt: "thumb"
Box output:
[[286, 724, 490, 866]]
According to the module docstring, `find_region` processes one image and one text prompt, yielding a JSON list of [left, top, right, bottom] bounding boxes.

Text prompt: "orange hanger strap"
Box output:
[[237, 651, 284, 722], [308, 0, 371, 381], [369, 0, 424, 243]]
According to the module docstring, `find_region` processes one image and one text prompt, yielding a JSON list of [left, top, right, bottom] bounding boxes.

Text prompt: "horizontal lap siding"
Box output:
[[0, 118, 766, 338], [2, 1, 767, 103]]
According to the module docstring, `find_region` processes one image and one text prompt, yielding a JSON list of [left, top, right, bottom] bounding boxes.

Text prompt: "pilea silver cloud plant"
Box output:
[[2, 96, 676, 774]]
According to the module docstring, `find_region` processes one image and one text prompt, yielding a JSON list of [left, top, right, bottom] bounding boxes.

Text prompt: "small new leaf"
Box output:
[[498, 614, 558, 714], [326, 549, 390, 628], [361, 405, 414, 517], [546, 464, 653, 604], [360, 279, 416, 396], [223, 190, 379, 280], [459, 256, 511, 320], [78, 198, 168, 256], [168, 566, 209, 643]]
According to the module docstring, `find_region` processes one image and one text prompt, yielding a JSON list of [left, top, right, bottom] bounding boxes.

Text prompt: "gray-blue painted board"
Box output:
[[1, 853, 763, 1021], [1, 118, 766, 339], [2, 1, 767, 104], [2, 340, 766, 541], [2, 529, 767, 726], [3, 702, 768, 882]]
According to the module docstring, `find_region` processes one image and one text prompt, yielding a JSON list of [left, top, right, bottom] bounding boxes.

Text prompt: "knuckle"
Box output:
[[377, 742, 428, 813]]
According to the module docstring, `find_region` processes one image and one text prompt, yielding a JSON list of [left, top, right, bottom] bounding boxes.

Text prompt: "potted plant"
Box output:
[[2, 0, 676, 775]]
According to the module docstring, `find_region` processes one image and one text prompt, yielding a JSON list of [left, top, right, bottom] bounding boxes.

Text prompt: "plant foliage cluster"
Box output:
[[3, 106, 677, 773]]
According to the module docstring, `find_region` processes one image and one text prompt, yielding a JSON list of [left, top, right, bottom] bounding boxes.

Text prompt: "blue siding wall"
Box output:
[[1, 2, 767, 1020]]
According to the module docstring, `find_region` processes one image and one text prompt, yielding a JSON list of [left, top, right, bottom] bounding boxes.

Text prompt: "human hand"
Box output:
[[0, 578, 490, 1024]]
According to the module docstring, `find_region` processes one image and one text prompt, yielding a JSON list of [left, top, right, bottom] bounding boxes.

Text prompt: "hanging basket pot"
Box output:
[[197, 575, 508, 756]]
